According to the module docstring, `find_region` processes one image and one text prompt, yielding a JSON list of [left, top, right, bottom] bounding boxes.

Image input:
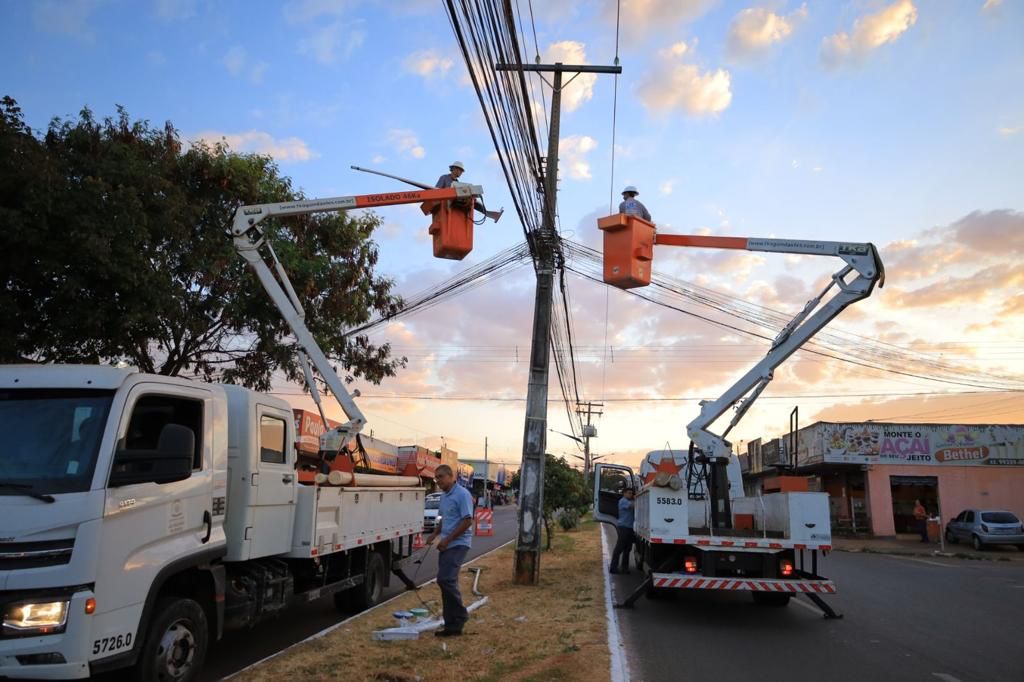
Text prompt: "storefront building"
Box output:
[[461, 459, 512, 502], [745, 422, 1024, 537]]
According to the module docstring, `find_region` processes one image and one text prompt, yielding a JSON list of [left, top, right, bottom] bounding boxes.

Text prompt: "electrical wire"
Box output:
[[561, 238, 1024, 392]]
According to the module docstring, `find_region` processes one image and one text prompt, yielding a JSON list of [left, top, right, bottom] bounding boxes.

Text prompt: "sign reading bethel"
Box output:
[[801, 422, 1024, 466]]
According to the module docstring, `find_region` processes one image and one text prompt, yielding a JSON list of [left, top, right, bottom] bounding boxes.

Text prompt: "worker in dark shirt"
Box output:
[[610, 483, 636, 574], [436, 161, 503, 222]]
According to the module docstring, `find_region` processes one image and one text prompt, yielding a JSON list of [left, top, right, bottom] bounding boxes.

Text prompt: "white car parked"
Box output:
[[424, 493, 443, 531]]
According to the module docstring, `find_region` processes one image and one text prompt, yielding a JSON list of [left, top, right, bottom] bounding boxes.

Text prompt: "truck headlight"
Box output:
[[2, 601, 69, 635]]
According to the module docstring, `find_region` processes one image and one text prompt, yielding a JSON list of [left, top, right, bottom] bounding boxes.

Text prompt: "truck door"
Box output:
[[593, 463, 635, 525], [94, 383, 219, 663], [251, 406, 297, 558]]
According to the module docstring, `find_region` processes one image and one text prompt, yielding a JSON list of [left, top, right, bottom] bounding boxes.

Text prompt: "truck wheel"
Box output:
[[135, 597, 208, 682], [338, 552, 386, 612], [752, 592, 791, 607]]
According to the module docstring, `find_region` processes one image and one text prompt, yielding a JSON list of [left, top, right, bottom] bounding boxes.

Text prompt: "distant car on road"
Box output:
[[945, 509, 1024, 550], [424, 492, 443, 531]]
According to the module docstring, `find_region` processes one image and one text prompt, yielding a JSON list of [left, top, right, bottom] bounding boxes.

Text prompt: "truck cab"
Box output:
[[0, 364, 227, 680], [0, 364, 423, 681]]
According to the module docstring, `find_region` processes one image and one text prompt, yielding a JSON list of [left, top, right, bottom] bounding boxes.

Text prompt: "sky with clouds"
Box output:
[[3, 0, 1023, 468]]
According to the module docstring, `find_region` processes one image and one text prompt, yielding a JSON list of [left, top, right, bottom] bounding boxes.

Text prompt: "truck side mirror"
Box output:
[[110, 424, 195, 487]]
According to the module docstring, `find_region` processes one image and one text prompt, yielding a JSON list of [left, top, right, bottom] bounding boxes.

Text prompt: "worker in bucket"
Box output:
[[609, 481, 636, 574], [619, 185, 652, 222], [436, 161, 504, 222], [426, 464, 475, 636]]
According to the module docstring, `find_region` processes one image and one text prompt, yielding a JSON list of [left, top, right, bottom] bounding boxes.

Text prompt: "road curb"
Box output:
[[600, 524, 631, 682], [222, 538, 515, 680]]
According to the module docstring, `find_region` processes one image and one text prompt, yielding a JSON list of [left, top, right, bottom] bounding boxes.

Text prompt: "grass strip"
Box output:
[[238, 519, 610, 682]]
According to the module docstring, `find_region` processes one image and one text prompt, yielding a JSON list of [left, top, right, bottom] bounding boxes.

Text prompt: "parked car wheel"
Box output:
[[971, 534, 985, 551], [944, 528, 957, 544]]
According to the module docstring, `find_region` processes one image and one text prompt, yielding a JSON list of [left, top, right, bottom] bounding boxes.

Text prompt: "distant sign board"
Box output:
[[293, 409, 338, 453], [803, 423, 1024, 467]]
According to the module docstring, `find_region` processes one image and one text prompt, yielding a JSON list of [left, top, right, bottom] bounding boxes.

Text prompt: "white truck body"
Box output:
[[595, 454, 837, 608], [0, 364, 423, 680]]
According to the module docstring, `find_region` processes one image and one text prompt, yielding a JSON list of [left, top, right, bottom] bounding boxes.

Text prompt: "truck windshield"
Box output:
[[0, 389, 115, 495]]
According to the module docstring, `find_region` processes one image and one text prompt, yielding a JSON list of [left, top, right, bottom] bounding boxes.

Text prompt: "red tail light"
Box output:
[[684, 557, 698, 574], [779, 559, 794, 577]]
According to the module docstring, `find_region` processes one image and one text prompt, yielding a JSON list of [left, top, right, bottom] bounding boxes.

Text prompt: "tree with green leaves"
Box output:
[[510, 453, 591, 549], [0, 97, 404, 390]]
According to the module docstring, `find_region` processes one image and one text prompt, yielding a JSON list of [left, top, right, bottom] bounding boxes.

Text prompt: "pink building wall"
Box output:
[[866, 465, 1024, 536]]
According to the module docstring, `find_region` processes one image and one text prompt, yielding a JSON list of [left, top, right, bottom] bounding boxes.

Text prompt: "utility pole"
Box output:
[[576, 401, 603, 480], [496, 60, 622, 585]]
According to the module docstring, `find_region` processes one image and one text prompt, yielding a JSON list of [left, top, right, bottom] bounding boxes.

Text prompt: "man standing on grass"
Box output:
[[426, 464, 474, 636]]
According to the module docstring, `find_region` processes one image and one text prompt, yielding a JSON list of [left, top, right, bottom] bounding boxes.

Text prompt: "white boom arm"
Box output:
[[230, 185, 483, 452], [677, 237, 885, 464]]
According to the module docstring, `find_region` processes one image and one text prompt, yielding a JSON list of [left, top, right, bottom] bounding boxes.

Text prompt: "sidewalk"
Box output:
[[833, 533, 1024, 562]]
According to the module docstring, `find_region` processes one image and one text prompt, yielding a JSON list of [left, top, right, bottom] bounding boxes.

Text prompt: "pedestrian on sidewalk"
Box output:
[[426, 464, 474, 636], [914, 499, 929, 543], [610, 483, 636, 574]]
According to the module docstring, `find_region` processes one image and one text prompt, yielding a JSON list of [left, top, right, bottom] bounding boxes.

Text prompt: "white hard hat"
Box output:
[[450, 161, 465, 171], [622, 185, 638, 195]]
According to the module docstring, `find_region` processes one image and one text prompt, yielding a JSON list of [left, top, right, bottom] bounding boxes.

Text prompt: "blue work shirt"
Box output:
[[439, 484, 474, 549], [617, 496, 635, 528]]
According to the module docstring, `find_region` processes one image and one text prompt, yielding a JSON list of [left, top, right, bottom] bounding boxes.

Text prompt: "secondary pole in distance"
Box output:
[[496, 60, 622, 585]]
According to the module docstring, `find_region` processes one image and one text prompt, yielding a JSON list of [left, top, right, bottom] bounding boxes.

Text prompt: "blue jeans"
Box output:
[[437, 545, 470, 632]]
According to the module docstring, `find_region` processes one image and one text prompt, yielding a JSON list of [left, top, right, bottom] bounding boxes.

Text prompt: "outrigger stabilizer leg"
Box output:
[[804, 593, 843, 619], [614, 559, 675, 609]]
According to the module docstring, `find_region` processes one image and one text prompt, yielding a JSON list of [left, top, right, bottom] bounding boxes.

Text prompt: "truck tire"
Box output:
[[134, 597, 208, 682], [752, 592, 791, 608], [336, 552, 386, 612]]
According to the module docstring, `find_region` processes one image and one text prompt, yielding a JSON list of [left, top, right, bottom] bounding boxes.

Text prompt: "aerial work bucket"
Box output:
[[598, 213, 655, 289], [422, 199, 474, 260]]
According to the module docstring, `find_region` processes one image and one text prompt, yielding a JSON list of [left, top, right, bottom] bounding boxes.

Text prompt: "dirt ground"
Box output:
[[236, 520, 610, 682]]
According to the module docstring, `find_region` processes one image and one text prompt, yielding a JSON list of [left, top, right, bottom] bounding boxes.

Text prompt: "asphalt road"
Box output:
[[200, 505, 518, 681], [606, 525, 1024, 682]]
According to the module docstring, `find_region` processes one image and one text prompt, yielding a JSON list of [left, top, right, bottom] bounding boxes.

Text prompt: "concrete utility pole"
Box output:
[[576, 401, 604, 480], [496, 60, 622, 585]]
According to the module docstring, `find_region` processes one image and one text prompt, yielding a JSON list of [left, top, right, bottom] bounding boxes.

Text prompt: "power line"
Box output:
[[267, 389, 1023, 402], [561, 239, 1024, 392]]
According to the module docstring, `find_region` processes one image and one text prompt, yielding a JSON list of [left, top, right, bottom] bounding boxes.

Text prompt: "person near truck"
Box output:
[[436, 161, 503, 222], [914, 499, 928, 543], [610, 484, 636, 574], [618, 185, 651, 222], [426, 464, 474, 636]]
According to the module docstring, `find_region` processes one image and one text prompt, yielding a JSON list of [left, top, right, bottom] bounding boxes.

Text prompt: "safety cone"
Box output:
[[413, 532, 425, 550]]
